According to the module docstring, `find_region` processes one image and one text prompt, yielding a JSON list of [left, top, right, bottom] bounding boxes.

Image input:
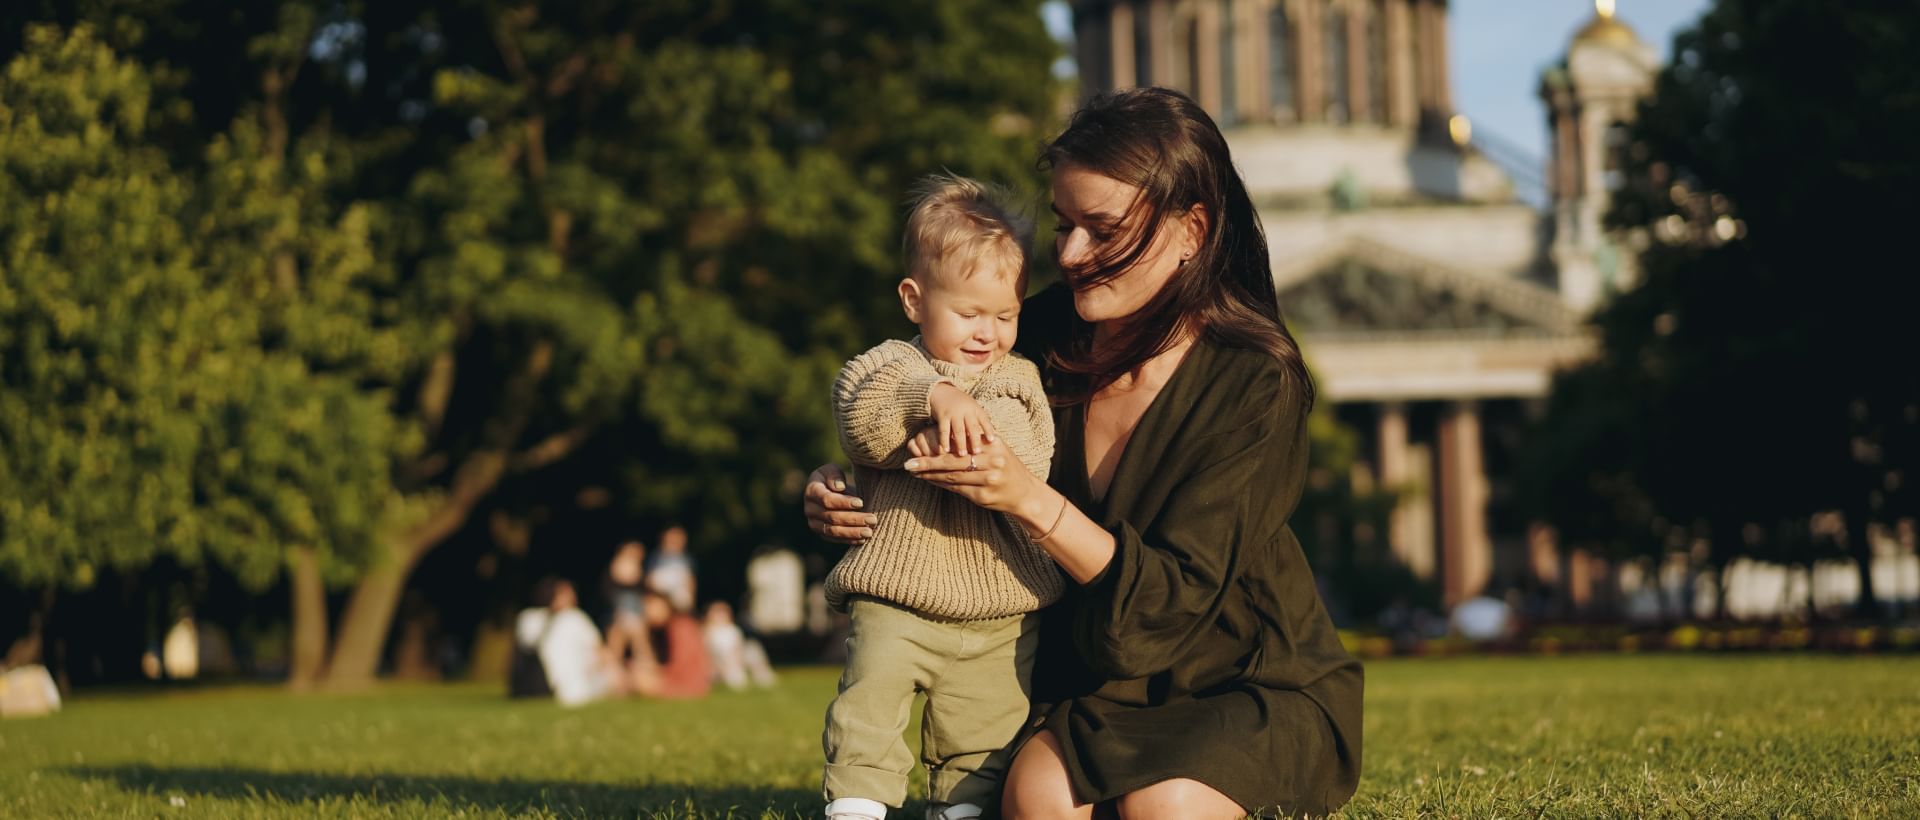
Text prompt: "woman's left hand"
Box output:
[[903, 435, 1037, 514]]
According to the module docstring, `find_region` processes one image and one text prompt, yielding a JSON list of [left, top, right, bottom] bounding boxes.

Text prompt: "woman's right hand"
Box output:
[[803, 463, 877, 545]]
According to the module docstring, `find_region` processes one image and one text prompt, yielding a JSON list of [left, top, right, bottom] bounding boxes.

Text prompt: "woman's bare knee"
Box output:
[[1001, 731, 1093, 820], [1114, 778, 1244, 820]]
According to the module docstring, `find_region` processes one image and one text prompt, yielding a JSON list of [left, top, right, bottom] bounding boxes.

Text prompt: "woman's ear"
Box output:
[[897, 277, 924, 323], [1180, 204, 1211, 261]]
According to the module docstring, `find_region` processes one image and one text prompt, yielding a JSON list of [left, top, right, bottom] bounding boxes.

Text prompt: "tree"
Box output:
[[6, 1, 1065, 686], [0, 24, 398, 667], [1520, 0, 1919, 616]]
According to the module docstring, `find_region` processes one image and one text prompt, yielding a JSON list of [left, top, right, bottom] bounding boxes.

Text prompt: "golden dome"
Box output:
[[1573, 1, 1642, 48]]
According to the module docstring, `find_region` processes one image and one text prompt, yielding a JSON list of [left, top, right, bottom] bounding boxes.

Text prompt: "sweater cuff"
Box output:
[[896, 373, 954, 426]]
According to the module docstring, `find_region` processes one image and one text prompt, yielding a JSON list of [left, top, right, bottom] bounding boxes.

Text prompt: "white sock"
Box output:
[[928, 802, 983, 820], [826, 796, 889, 820]]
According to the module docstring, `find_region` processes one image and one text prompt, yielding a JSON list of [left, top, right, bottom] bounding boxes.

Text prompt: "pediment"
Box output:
[[1275, 238, 1580, 336]]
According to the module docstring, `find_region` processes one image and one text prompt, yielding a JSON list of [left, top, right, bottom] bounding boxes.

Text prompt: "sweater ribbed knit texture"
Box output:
[[826, 338, 1062, 620]]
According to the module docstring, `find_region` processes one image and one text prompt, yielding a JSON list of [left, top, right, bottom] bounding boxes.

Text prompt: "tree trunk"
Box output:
[[3, 588, 51, 668], [468, 620, 516, 684], [288, 545, 329, 690], [321, 546, 416, 690], [1846, 509, 1880, 620], [390, 592, 441, 681]]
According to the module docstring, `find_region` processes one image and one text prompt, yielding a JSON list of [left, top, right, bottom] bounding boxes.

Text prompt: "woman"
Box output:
[[806, 88, 1361, 818]]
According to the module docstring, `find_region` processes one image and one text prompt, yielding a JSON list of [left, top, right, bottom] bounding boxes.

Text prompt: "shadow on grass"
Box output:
[[67, 764, 821, 816]]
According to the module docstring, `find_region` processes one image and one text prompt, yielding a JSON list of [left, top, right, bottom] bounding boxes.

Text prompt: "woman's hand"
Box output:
[[903, 436, 1042, 515], [803, 463, 877, 545]]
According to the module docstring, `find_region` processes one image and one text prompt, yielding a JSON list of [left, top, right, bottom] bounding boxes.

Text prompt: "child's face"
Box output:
[[900, 263, 1023, 371]]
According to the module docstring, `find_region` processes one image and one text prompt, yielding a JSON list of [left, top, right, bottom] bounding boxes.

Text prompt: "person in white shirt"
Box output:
[[702, 600, 777, 691], [514, 578, 618, 707]]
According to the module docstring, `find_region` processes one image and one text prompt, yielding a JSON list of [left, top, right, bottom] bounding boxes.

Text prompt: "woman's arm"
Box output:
[[905, 445, 1114, 584], [914, 371, 1307, 681]]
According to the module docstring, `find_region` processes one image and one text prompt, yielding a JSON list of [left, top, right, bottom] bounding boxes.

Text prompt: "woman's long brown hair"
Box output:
[[1042, 87, 1313, 411]]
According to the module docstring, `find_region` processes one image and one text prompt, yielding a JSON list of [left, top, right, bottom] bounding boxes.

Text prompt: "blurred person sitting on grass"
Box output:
[[817, 173, 1060, 820], [514, 577, 620, 707], [703, 600, 777, 691], [636, 590, 711, 699]]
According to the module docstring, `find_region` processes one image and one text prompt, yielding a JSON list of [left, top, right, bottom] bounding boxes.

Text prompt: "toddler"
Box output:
[[821, 174, 1061, 820]]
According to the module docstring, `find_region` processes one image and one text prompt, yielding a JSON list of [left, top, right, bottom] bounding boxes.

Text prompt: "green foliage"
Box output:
[[1519, 0, 1919, 577], [0, 0, 1067, 646], [0, 25, 397, 591], [1297, 406, 1422, 618]]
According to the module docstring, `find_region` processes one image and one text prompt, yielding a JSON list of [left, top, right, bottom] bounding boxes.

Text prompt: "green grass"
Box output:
[[1, 656, 1916, 818]]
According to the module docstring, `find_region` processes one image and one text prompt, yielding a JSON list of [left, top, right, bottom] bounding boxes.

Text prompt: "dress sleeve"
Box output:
[[1072, 370, 1308, 681], [831, 341, 950, 469], [975, 356, 1055, 482]]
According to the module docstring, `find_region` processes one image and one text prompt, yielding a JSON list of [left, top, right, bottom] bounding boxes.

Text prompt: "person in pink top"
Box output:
[[639, 591, 710, 699]]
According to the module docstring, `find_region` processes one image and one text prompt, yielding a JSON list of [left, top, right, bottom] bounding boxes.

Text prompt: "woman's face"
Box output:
[[1050, 162, 1195, 326]]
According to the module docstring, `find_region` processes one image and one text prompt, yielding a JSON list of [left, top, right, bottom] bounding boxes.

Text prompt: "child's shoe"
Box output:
[[826, 796, 888, 820], [926, 802, 983, 820]]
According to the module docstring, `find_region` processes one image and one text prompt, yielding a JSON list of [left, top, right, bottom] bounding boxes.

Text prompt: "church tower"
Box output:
[[1540, 0, 1659, 312]]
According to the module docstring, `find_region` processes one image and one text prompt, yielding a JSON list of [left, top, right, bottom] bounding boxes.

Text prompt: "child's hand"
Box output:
[[907, 426, 942, 459], [927, 382, 998, 457]]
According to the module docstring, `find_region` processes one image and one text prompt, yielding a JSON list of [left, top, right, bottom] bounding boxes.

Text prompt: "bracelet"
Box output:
[[1027, 493, 1069, 542]]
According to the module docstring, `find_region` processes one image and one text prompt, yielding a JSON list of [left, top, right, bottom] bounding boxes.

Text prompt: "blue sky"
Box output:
[[1451, 0, 1712, 161], [1040, 0, 1714, 163]]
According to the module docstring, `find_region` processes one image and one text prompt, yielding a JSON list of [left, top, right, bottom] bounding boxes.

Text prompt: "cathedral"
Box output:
[[1067, 0, 1660, 609]]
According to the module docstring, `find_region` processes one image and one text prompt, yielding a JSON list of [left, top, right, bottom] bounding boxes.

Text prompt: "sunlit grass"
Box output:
[[1, 656, 1915, 817]]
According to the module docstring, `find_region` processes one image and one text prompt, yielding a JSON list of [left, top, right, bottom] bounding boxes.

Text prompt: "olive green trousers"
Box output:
[[823, 597, 1040, 809]]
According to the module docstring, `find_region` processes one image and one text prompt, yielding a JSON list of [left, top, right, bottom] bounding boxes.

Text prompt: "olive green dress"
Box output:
[[1011, 287, 1364, 815]]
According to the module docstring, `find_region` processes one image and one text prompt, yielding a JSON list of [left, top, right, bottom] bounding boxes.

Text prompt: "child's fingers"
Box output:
[[938, 417, 952, 455]]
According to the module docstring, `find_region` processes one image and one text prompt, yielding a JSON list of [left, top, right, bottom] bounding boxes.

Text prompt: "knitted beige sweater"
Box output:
[[825, 338, 1063, 620]]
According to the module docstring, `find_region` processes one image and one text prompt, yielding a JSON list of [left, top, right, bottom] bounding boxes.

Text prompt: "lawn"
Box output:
[[1, 655, 1915, 818]]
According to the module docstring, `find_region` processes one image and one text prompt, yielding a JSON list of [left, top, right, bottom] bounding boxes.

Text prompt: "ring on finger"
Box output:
[[967, 455, 978, 471]]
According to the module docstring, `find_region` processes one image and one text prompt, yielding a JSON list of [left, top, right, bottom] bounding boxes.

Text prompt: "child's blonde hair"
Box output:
[[902, 173, 1032, 287]]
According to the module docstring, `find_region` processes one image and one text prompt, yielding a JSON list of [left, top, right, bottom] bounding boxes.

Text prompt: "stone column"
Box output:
[[1296, 0, 1325, 122], [1384, 0, 1415, 126], [1414, 0, 1440, 114], [1149, 0, 1176, 88], [1241, 0, 1270, 121], [1075, 3, 1108, 97], [1427, 0, 1451, 114], [1347, 1, 1370, 124], [1378, 402, 1433, 579], [1112, 2, 1137, 89], [1198, 0, 1224, 113], [1553, 105, 1581, 201], [1437, 399, 1491, 607]]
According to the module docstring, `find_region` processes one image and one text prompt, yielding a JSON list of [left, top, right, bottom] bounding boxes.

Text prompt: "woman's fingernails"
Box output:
[[905, 460, 919, 470], [851, 499, 863, 509], [832, 481, 845, 491], [866, 516, 878, 525]]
